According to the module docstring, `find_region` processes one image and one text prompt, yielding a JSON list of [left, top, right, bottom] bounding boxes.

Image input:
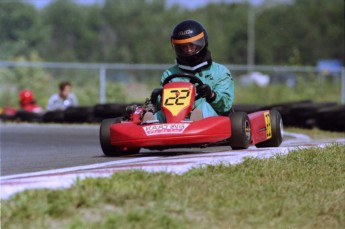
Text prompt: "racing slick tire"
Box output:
[[228, 112, 251, 149], [256, 110, 283, 148], [100, 117, 141, 157]]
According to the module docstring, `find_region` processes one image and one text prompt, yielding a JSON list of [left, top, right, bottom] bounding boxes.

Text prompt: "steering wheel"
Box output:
[[162, 73, 204, 100]]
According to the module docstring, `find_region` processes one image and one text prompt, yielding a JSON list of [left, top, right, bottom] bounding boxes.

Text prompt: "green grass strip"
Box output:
[[2, 144, 345, 229]]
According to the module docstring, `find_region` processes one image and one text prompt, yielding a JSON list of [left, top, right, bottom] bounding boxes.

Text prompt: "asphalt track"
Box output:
[[1, 123, 298, 176], [3, 123, 344, 199]]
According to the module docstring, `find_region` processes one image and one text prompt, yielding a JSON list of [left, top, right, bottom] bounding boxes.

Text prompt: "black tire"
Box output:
[[256, 110, 283, 148], [0, 114, 16, 122], [229, 112, 251, 149], [64, 106, 94, 123], [99, 117, 141, 156], [42, 111, 65, 123], [316, 105, 345, 132], [233, 104, 265, 113], [16, 110, 43, 122], [94, 103, 128, 120], [286, 102, 336, 129], [261, 100, 312, 127]]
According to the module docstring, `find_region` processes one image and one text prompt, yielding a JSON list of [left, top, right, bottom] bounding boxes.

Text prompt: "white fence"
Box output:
[[0, 61, 344, 105]]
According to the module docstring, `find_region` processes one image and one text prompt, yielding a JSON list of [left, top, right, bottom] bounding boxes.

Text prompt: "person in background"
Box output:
[[46, 81, 78, 111], [19, 89, 42, 113]]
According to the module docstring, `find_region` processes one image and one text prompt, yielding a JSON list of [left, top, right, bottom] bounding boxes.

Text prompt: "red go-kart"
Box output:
[[100, 73, 283, 156]]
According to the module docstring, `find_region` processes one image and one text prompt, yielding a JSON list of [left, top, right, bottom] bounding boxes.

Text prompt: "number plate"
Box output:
[[162, 87, 192, 116], [264, 111, 272, 139]]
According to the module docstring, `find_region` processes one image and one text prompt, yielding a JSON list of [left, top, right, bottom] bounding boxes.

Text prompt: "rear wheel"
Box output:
[[99, 117, 140, 156], [229, 112, 251, 149], [256, 110, 283, 148]]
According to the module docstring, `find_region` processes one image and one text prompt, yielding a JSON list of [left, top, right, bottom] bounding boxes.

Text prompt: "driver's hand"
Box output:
[[197, 84, 217, 102]]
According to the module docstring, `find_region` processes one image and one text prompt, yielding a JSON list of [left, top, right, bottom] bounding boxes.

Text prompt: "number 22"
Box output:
[[164, 89, 190, 106]]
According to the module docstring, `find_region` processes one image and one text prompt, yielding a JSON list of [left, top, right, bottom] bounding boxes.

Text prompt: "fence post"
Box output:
[[99, 65, 106, 104], [341, 67, 345, 104], [247, 5, 255, 73]]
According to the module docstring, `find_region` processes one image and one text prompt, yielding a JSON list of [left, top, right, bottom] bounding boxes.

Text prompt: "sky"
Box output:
[[24, 0, 265, 9]]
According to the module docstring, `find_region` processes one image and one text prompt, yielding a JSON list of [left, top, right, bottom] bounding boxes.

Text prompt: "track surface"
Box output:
[[2, 123, 292, 176], [3, 123, 344, 199], [1, 124, 109, 175]]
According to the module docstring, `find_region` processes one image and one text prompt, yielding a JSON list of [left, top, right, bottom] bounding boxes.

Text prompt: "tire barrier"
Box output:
[[232, 104, 266, 114], [0, 113, 17, 122], [234, 101, 344, 132], [283, 102, 337, 129], [1, 101, 344, 132], [316, 105, 345, 131], [93, 103, 128, 121], [15, 110, 43, 123], [42, 111, 65, 123], [64, 106, 95, 123]]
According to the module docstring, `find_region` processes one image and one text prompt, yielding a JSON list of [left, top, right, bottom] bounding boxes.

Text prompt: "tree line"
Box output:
[[0, 0, 343, 65]]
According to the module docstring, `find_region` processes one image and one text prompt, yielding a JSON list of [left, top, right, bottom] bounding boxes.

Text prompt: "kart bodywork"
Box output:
[[100, 73, 283, 156]]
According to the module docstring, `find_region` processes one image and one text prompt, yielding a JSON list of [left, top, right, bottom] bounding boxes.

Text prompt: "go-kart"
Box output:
[[100, 73, 283, 156]]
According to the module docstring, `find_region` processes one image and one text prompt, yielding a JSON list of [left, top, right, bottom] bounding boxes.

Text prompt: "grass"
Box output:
[[234, 81, 341, 104], [1, 68, 342, 107], [2, 144, 345, 229], [285, 127, 345, 140]]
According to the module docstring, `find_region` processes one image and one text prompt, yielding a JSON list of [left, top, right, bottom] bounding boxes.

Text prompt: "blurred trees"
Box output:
[[0, 0, 343, 65], [0, 0, 50, 59], [0, 52, 52, 107], [255, 0, 344, 65]]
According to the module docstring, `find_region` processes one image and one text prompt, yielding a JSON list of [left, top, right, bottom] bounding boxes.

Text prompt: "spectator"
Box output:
[[47, 81, 78, 111]]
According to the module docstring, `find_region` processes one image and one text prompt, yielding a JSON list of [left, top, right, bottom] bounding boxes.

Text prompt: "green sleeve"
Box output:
[[210, 69, 234, 113], [160, 70, 171, 86]]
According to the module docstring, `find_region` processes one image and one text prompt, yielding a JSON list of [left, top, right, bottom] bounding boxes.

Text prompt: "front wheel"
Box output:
[[99, 117, 141, 156], [229, 112, 251, 149], [255, 110, 283, 148]]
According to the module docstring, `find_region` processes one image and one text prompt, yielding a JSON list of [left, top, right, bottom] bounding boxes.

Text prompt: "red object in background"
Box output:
[[22, 104, 42, 113], [19, 89, 34, 106], [18, 89, 42, 113], [2, 107, 17, 116]]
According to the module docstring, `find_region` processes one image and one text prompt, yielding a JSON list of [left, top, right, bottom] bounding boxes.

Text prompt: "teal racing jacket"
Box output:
[[158, 62, 234, 115]]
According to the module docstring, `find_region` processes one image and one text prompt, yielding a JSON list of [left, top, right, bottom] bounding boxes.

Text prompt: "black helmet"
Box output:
[[171, 20, 210, 69]]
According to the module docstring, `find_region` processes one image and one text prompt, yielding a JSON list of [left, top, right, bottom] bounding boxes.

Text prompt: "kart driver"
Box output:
[[145, 19, 234, 122]]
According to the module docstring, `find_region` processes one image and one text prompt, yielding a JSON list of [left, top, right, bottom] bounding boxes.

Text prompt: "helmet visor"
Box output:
[[172, 32, 206, 57]]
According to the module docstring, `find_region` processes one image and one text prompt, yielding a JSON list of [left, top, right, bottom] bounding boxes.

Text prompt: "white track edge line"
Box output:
[[0, 131, 311, 180], [0, 157, 159, 180]]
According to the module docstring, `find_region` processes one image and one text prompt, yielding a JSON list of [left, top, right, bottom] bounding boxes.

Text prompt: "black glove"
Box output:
[[197, 84, 217, 102]]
